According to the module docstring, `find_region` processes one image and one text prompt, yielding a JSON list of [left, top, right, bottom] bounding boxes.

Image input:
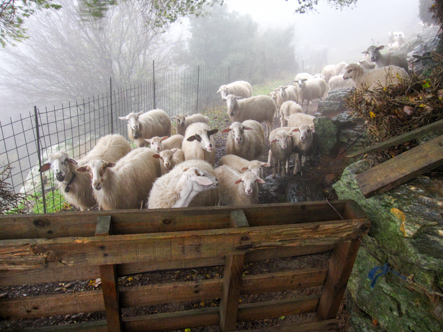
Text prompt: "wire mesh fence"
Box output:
[[0, 64, 237, 214]]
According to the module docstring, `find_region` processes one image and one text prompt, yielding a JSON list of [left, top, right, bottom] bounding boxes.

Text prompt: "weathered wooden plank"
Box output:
[[246, 318, 338, 332], [220, 210, 249, 331], [316, 239, 361, 320], [347, 119, 443, 158], [123, 307, 220, 332], [95, 216, 122, 332], [0, 268, 327, 320], [355, 135, 443, 198], [0, 291, 104, 319], [0, 201, 353, 240], [0, 219, 369, 271], [237, 295, 320, 322], [32, 320, 107, 332], [0, 245, 334, 287]]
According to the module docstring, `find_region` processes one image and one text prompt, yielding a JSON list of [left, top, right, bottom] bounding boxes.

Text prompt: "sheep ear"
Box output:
[[145, 138, 151, 144], [119, 115, 128, 121], [187, 135, 201, 142], [193, 175, 214, 186], [257, 177, 265, 184], [161, 136, 169, 141], [153, 154, 161, 159], [136, 111, 143, 117], [292, 128, 300, 132], [39, 163, 51, 172], [184, 113, 189, 117], [261, 162, 270, 167], [208, 129, 219, 137], [171, 116, 177, 120], [234, 178, 242, 184], [240, 167, 249, 171], [171, 148, 178, 154], [75, 166, 88, 173], [221, 128, 230, 133], [106, 162, 116, 168], [243, 126, 253, 131], [68, 158, 78, 166], [270, 139, 277, 143], [376, 45, 385, 51], [309, 124, 315, 133]]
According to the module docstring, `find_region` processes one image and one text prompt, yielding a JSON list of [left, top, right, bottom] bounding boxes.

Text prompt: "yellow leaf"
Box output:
[[369, 111, 376, 118], [185, 329, 192, 332], [127, 277, 133, 282]]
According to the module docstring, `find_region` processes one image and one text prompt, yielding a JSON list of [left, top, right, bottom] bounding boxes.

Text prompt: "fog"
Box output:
[[226, 0, 423, 69], [0, 0, 428, 124]]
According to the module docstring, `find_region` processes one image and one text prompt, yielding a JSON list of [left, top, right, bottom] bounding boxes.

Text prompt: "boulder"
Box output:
[[333, 160, 443, 331]]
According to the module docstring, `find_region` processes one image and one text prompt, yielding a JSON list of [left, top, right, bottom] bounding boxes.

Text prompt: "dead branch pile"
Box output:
[[345, 65, 443, 144]]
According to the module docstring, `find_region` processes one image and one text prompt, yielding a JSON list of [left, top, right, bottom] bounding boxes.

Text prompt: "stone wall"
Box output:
[[333, 160, 443, 331]]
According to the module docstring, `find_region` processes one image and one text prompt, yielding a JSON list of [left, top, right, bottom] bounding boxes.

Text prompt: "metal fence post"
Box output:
[[196, 66, 200, 113], [34, 106, 46, 214], [110, 78, 114, 134], [153, 60, 156, 109]]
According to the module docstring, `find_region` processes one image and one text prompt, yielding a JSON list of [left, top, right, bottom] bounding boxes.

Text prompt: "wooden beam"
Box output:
[[95, 216, 122, 332], [0, 219, 369, 271], [355, 135, 443, 198], [0, 201, 354, 240], [245, 318, 338, 332], [220, 210, 249, 331], [316, 239, 361, 320], [347, 119, 443, 157]]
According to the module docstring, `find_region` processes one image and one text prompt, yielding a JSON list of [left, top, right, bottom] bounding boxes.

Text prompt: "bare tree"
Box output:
[[0, 0, 177, 111]]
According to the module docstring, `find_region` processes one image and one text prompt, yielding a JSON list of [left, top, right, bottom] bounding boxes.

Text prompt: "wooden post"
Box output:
[[95, 216, 122, 332], [316, 239, 361, 320], [219, 210, 249, 331]]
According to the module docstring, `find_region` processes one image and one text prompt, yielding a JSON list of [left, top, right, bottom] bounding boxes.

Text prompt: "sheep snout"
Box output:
[[56, 172, 65, 182], [93, 180, 102, 190]]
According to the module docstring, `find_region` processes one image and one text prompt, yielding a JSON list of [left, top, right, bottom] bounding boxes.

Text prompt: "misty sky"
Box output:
[[225, 0, 423, 65]]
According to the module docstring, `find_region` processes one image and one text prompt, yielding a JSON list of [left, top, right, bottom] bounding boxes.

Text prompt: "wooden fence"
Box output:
[[0, 200, 369, 331]]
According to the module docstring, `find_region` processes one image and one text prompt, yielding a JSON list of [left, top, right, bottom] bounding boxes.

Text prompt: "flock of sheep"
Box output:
[[39, 36, 412, 212]]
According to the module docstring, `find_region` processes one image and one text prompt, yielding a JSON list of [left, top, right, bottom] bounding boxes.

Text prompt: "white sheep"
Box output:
[[328, 74, 356, 91], [363, 45, 409, 73], [221, 120, 264, 161], [39, 134, 132, 211], [343, 63, 409, 90], [76, 147, 161, 210], [293, 77, 327, 113], [286, 113, 315, 128], [279, 100, 303, 127], [171, 113, 209, 136], [182, 122, 219, 166], [291, 124, 315, 175], [268, 127, 294, 178], [218, 154, 269, 178], [217, 80, 252, 100], [225, 94, 277, 139], [147, 159, 218, 209], [145, 134, 184, 153], [153, 148, 185, 175], [119, 109, 172, 147], [215, 165, 265, 206], [272, 85, 301, 109], [321, 61, 347, 83], [294, 72, 313, 81]]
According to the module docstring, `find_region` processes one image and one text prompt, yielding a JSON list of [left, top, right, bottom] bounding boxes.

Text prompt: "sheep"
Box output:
[[221, 120, 264, 161], [218, 154, 269, 178], [171, 113, 209, 136], [153, 148, 185, 175], [147, 159, 218, 209], [294, 72, 313, 81], [363, 45, 409, 73], [182, 122, 218, 166], [217, 80, 252, 100], [119, 109, 172, 147], [39, 134, 132, 211], [291, 124, 315, 175], [342, 63, 409, 90], [145, 134, 184, 153], [279, 100, 303, 127], [225, 94, 277, 139], [215, 165, 265, 206], [268, 127, 294, 178], [293, 78, 328, 113], [286, 113, 315, 128], [328, 74, 356, 91], [272, 85, 301, 109], [321, 61, 347, 83], [76, 147, 161, 210]]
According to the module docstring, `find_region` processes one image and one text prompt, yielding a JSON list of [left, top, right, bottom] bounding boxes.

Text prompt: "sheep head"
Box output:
[[187, 129, 218, 152], [76, 160, 116, 191], [119, 112, 143, 138], [234, 170, 265, 196], [39, 151, 77, 183]]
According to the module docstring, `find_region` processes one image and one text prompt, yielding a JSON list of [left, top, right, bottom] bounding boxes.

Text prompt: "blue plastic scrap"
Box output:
[[368, 263, 407, 289]]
